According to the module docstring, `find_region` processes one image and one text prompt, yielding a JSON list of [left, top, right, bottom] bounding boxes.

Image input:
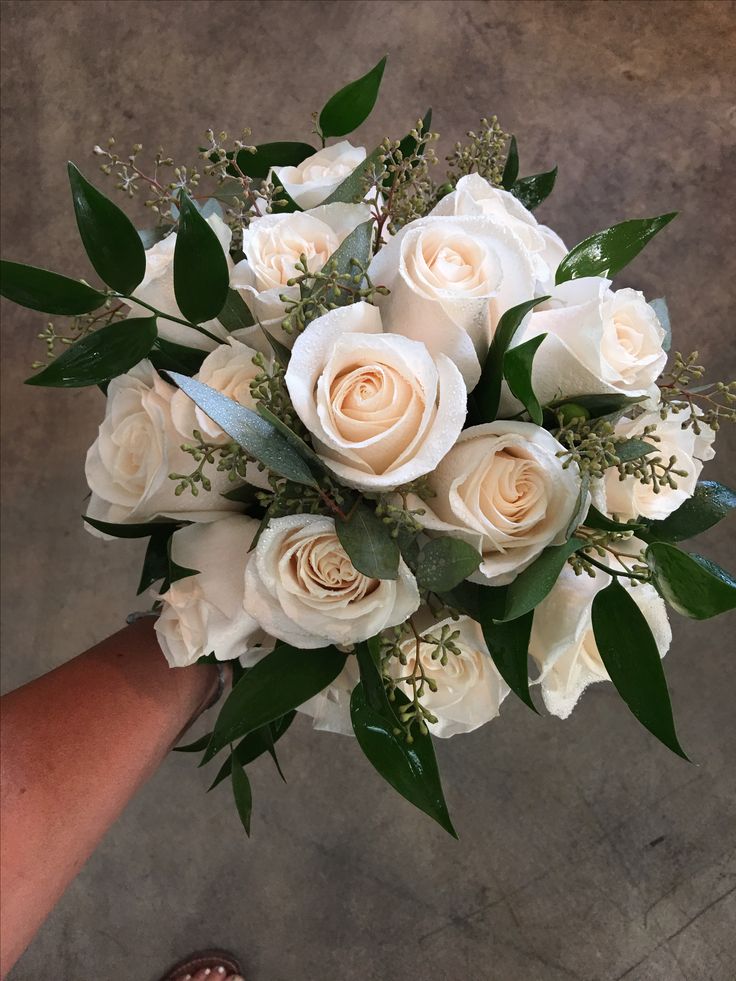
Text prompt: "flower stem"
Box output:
[[114, 294, 221, 344]]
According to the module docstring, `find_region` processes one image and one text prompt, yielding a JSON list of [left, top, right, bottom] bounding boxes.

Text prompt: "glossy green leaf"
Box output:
[[82, 516, 179, 539], [592, 579, 688, 759], [415, 537, 482, 592], [480, 611, 537, 713], [582, 506, 643, 534], [236, 141, 316, 179], [323, 219, 374, 306], [202, 644, 347, 762], [174, 732, 212, 753], [640, 481, 736, 543], [217, 288, 255, 332], [501, 135, 519, 190], [350, 682, 457, 837], [616, 438, 657, 462], [0, 260, 108, 315], [503, 333, 546, 424], [472, 297, 549, 422], [319, 55, 387, 139], [564, 472, 591, 539], [68, 162, 146, 294], [501, 537, 585, 621], [26, 316, 156, 388], [511, 167, 557, 211], [322, 146, 383, 205], [165, 533, 198, 587], [555, 212, 677, 285], [355, 637, 388, 709], [261, 328, 292, 368], [645, 543, 736, 620], [149, 338, 207, 375], [231, 755, 253, 836], [173, 192, 230, 324], [335, 502, 399, 580], [649, 297, 671, 352], [167, 373, 318, 487], [137, 526, 178, 594], [545, 392, 646, 423], [209, 712, 296, 790]]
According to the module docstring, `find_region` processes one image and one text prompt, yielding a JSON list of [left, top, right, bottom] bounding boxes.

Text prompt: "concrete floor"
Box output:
[[2, 1, 735, 978]]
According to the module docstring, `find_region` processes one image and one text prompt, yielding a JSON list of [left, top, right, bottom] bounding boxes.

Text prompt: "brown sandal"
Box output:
[[160, 948, 243, 980]]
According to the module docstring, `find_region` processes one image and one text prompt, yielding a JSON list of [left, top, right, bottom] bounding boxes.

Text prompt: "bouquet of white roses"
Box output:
[[2, 57, 734, 837]]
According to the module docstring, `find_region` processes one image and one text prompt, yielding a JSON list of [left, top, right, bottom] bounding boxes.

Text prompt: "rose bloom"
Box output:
[[284, 301, 466, 491], [529, 557, 671, 719], [230, 203, 370, 333], [390, 616, 510, 738], [85, 362, 240, 528], [431, 173, 567, 291], [369, 211, 537, 388], [126, 213, 232, 350], [271, 141, 367, 209], [243, 514, 420, 648], [155, 515, 269, 667], [297, 657, 360, 735], [416, 421, 587, 585], [504, 277, 667, 411], [603, 408, 716, 521]]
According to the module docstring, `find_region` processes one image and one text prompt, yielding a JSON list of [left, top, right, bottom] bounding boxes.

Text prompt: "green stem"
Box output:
[[114, 294, 222, 344], [583, 553, 650, 582]]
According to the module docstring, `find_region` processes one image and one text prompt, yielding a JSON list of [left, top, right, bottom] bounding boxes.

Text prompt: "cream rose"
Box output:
[[230, 203, 370, 332], [603, 408, 716, 521], [416, 421, 587, 585], [155, 515, 268, 667], [85, 361, 239, 528], [297, 656, 360, 735], [529, 560, 671, 719], [126, 213, 232, 351], [430, 173, 567, 290], [503, 277, 667, 411], [368, 212, 537, 387], [243, 514, 420, 648], [271, 141, 367, 209], [284, 301, 466, 491], [390, 616, 509, 738]]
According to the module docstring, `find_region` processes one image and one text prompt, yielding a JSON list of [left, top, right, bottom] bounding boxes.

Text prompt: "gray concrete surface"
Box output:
[[2, 1, 735, 978]]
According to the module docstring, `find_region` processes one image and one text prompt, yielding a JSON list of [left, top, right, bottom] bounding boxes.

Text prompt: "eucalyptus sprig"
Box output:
[[658, 350, 736, 431], [445, 115, 509, 187], [169, 429, 252, 496]]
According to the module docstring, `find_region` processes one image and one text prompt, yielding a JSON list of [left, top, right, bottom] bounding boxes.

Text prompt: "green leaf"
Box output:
[[616, 438, 657, 462], [231, 755, 253, 836], [501, 135, 519, 190], [480, 611, 537, 713], [323, 219, 374, 306], [173, 192, 230, 324], [202, 644, 347, 762], [261, 328, 292, 368], [68, 162, 146, 294], [645, 543, 736, 620], [503, 333, 546, 424], [208, 712, 296, 790], [25, 316, 157, 388], [0, 260, 108, 315], [592, 579, 688, 760], [649, 297, 671, 352], [501, 538, 585, 621], [174, 732, 212, 753], [639, 481, 736, 543], [555, 212, 677, 285], [415, 537, 482, 592], [350, 683, 457, 837], [137, 526, 178, 594], [138, 226, 169, 249], [255, 404, 326, 472], [471, 297, 549, 422], [82, 516, 179, 538], [235, 141, 316, 179], [167, 373, 318, 488], [217, 288, 255, 332], [335, 503, 399, 580], [544, 392, 646, 423], [354, 637, 388, 709], [511, 167, 557, 211], [322, 146, 383, 205], [564, 472, 591, 539], [582, 506, 643, 534], [149, 338, 207, 375], [319, 55, 387, 140]]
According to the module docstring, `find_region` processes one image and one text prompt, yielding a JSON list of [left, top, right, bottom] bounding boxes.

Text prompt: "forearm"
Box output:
[[0, 617, 218, 976]]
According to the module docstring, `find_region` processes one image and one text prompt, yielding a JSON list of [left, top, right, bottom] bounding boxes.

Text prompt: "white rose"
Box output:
[[155, 515, 268, 667], [271, 142, 367, 209], [430, 173, 567, 290], [389, 615, 509, 738], [368, 212, 537, 387], [529, 560, 671, 719], [230, 203, 370, 332], [504, 278, 667, 410], [85, 361, 239, 527], [603, 408, 716, 521], [284, 301, 466, 491], [126, 213, 232, 351], [243, 514, 420, 648], [297, 656, 360, 735], [416, 421, 586, 585]]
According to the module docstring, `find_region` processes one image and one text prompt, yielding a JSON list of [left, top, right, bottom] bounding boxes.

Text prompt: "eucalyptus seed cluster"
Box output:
[[365, 122, 440, 235], [658, 351, 736, 432], [279, 255, 389, 337], [569, 525, 649, 583], [93, 138, 199, 221], [445, 116, 510, 186], [169, 430, 251, 496], [616, 449, 688, 494], [249, 352, 302, 431], [255, 473, 352, 523], [554, 413, 633, 479]]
